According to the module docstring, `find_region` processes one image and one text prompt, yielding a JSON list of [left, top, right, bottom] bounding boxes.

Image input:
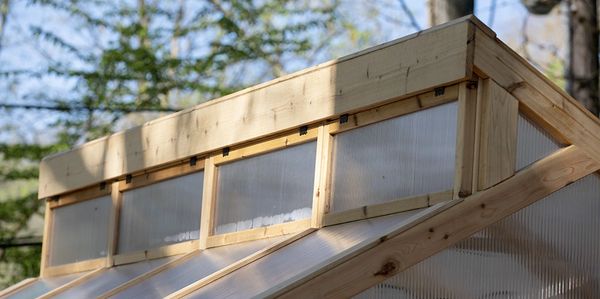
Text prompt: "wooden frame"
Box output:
[[201, 128, 318, 248], [322, 190, 453, 227], [272, 146, 600, 298], [0, 278, 37, 297], [25, 15, 600, 299]]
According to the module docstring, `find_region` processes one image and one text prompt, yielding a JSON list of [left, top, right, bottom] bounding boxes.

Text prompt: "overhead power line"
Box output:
[[0, 103, 180, 113]]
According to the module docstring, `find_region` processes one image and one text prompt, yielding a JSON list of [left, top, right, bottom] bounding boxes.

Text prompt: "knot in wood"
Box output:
[[374, 259, 400, 277]]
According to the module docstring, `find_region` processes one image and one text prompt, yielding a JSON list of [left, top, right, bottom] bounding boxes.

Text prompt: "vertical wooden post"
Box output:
[[311, 124, 333, 228], [454, 80, 479, 199], [199, 156, 217, 250], [39, 201, 53, 277], [106, 182, 121, 266], [476, 79, 519, 190]]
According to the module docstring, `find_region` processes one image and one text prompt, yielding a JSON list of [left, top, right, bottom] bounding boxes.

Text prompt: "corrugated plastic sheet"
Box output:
[[5, 272, 86, 299], [214, 142, 316, 234], [118, 171, 204, 254], [357, 174, 600, 298], [50, 195, 112, 266], [516, 113, 561, 170], [330, 102, 457, 212], [185, 208, 432, 298], [112, 235, 288, 298], [54, 255, 177, 298]]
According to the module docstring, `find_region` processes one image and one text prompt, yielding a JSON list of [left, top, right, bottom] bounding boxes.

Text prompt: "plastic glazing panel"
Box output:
[[118, 171, 204, 254], [214, 142, 316, 234], [331, 102, 457, 212], [49, 195, 111, 266]]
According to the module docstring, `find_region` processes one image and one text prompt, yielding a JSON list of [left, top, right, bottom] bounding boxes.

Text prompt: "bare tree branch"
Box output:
[[398, 0, 421, 31]]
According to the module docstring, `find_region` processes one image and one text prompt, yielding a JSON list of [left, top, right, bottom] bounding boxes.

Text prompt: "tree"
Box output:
[[429, 0, 474, 26], [0, 0, 339, 287], [522, 0, 599, 116]]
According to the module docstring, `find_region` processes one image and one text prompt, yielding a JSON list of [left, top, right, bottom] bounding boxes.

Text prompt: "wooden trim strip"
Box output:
[[327, 85, 459, 135], [36, 267, 105, 299], [206, 219, 311, 248], [311, 125, 333, 228], [199, 156, 217, 250], [322, 190, 453, 227], [213, 126, 318, 165], [0, 277, 37, 297], [453, 80, 478, 198], [273, 145, 600, 298], [165, 228, 317, 299], [39, 201, 52, 277], [49, 186, 111, 209], [97, 250, 199, 299], [118, 159, 205, 192], [106, 182, 122, 266], [476, 79, 518, 190], [43, 257, 106, 277], [113, 240, 199, 266]]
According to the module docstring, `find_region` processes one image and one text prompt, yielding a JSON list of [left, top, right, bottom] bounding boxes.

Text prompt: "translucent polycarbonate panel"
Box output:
[[49, 195, 111, 266], [118, 171, 203, 253], [6, 272, 85, 299], [113, 236, 287, 298], [54, 256, 177, 298], [331, 102, 457, 212], [214, 142, 316, 234], [516, 113, 562, 170], [187, 208, 428, 298], [356, 174, 600, 298]]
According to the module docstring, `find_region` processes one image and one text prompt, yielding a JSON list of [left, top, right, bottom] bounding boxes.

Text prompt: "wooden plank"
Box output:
[[476, 79, 519, 190], [323, 190, 453, 227], [118, 159, 205, 192], [165, 228, 317, 299], [48, 185, 111, 209], [113, 240, 198, 265], [97, 251, 199, 299], [453, 81, 478, 198], [39, 201, 52, 277], [206, 219, 310, 248], [473, 27, 600, 167], [199, 156, 217, 250], [43, 257, 106, 277], [36, 267, 105, 299], [106, 182, 121, 266], [213, 126, 318, 165], [272, 145, 599, 298], [39, 19, 473, 199], [327, 85, 459, 134], [311, 125, 333, 228], [0, 277, 37, 297]]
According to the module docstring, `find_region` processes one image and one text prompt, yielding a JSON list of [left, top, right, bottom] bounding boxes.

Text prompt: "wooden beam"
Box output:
[[199, 156, 217, 250], [476, 79, 518, 190], [213, 127, 318, 165], [311, 125, 333, 228], [43, 257, 106, 277], [36, 268, 105, 299], [327, 85, 459, 134], [118, 160, 205, 192], [48, 185, 111, 209], [113, 240, 198, 265], [473, 27, 600, 166], [165, 228, 317, 299], [206, 219, 310, 248], [322, 190, 453, 227], [272, 145, 599, 298], [38, 18, 474, 199], [453, 80, 478, 198]]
